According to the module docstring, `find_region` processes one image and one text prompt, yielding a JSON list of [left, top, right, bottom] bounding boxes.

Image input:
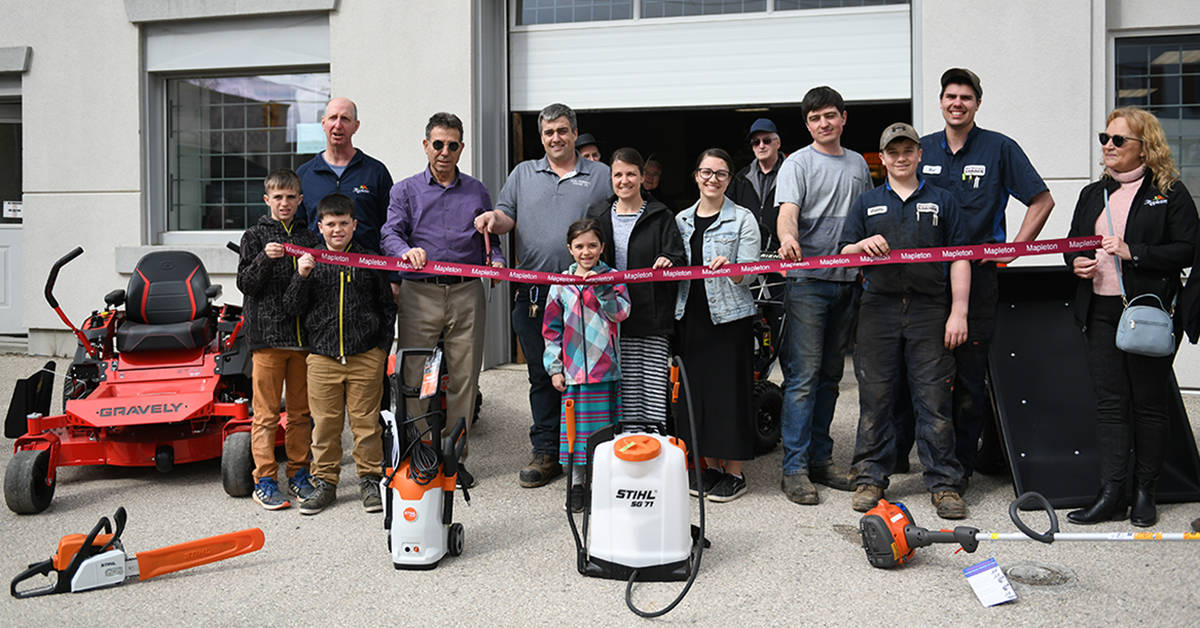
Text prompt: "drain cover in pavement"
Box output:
[[1004, 562, 1075, 586]]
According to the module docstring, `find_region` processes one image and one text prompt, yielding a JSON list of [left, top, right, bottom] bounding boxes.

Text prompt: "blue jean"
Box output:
[[779, 278, 857, 475], [512, 284, 561, 455], [851, 292, 963, 492]]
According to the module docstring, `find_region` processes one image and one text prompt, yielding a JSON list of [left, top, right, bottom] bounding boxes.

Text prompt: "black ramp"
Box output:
[[988, 267, 1200, 508]]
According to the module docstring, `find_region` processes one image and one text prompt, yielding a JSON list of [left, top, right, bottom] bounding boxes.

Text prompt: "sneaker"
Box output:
[[781, 472, 819, 505], [288, 469, 316, 501], [518, 453, 563, 488], [252, 478, 291, 511], [360, 475, 383, 513], [809, 463, 855, 492], [456, 464, 477, 490], [932, 490, 967, 520], [689, 467, 724, 497], [565, 484, 587, 513], [852, 484, 884, 512], [299, 478, 335, 515], [706, 473, 748, 503]]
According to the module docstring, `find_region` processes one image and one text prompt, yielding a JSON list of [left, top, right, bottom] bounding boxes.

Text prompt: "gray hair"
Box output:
[[537, 103, 577, 132]]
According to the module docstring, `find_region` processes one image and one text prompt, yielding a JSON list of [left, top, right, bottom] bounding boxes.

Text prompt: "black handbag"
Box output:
[[1104, 189, 1175, 357]]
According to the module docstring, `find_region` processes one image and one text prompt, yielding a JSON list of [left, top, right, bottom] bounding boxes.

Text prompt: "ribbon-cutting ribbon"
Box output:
[[283, 236, 1102, 286]]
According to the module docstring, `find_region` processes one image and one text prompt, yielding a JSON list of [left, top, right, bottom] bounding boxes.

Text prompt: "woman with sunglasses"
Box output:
[[1064, 107, 1198, 527], [586, 147, 687, 430], [673, 148, 761, 502]]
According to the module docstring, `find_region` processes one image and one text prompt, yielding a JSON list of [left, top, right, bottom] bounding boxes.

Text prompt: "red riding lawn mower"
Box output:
[[4, 247, 263, 514]]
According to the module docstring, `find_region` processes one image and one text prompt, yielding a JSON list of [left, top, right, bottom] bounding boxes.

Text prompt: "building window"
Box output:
[[642, 0, 765, 17], [166, 72, 330, 231], [517, 0, 633, 25], [0, 110, 19, 225], [774, 0, 906, 9], [1115, 34, 1200, 203]]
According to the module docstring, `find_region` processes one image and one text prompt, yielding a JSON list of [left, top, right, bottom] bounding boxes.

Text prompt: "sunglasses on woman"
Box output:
[[1098, 133, 1141, 148]]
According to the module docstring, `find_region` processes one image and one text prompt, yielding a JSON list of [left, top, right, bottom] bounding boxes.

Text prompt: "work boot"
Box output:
[[1066, 483, 1127, 525], [288, 468, 316, 501], [809, 463, 854, 492], [1130, 481, 1157, 528], [932, 490, 967, 520], [781, 472, 819, 505], [852, 484, 884, 512], [360, 475, 383, 513], [299, 478, 335, 515], [689, 467, 724, 497], [252, 477, 291, 511], [519, 453, 562, 488]]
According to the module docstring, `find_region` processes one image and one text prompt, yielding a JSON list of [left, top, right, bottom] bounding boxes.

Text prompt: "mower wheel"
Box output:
[[221, 431, 254, 497], [5, 449, 56, 514], [752, 380, 783, 455], [448, 522, 464, 556]]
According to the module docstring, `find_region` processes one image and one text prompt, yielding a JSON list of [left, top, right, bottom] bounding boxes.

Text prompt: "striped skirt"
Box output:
[[559, 381, 621, 466], [619, 335, 671, 424]]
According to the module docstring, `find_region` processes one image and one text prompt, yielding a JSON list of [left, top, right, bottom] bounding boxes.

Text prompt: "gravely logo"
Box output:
[[983, 245, 1016, 256], [900, 251, 933, 261], [98, 402, 184, 417], [615, 488, 657, 508]]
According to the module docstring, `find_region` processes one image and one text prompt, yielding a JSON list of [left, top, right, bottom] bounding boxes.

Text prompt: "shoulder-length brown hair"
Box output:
[[1106, 107, 1180, 192]]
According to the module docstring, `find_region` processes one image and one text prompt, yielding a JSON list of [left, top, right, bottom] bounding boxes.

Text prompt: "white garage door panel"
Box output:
[[510, 8, 910, 111]]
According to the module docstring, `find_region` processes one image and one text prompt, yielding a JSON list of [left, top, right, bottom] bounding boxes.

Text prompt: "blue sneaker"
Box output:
[[288, 469, 316, 501], [252, 477, 291, 510]]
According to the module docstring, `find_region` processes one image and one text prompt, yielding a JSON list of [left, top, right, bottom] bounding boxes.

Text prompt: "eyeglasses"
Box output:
[[431, 140, 462, 152], [697, 168, 731, 182], [1098, 133, 1141, 148], [750, 136, 777, 147]]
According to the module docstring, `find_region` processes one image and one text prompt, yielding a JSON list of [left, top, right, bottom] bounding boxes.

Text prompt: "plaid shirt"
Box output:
[[542, 262, 631, 385]]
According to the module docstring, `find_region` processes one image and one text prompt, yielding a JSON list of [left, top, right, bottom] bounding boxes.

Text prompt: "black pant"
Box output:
[[1085, 295, 1172, 486], [512, 284, 561, 456]]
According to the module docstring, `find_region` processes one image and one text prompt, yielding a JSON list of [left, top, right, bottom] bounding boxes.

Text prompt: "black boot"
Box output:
[[1067, 483, 1128, 524], [1130, 481, 1157, 527]]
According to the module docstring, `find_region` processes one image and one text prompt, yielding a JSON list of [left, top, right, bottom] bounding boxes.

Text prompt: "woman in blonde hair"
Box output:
[[1064, 107, 1198, 527]]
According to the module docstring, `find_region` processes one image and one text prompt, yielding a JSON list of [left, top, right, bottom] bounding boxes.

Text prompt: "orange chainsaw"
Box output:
[[11, 507, 264, 598]]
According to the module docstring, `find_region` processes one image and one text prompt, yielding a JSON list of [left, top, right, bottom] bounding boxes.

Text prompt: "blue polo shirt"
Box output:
[[297, 149, 394, 252], [919, 126, 1047, 245], [839, 179, 967, 297]]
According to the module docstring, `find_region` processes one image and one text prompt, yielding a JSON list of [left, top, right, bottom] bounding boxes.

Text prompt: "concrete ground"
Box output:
[[1, 352, 1198, 626]]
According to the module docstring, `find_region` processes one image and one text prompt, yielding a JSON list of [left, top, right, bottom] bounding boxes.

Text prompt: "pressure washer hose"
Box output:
[[624, 356, 706, 618]]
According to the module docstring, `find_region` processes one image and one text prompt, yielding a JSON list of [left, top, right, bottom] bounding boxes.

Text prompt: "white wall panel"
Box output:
[[510, 7, 911, 111]]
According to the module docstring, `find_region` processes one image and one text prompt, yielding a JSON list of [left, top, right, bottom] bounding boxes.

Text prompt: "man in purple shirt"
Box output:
[[382, 112, 505, 487]]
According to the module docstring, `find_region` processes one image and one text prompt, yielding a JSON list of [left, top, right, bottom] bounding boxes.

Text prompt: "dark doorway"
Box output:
[[512, 100, 910, 210]]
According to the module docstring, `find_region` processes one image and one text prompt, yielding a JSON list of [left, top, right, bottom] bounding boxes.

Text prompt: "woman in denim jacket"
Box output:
[[674, 148, 761, 502]]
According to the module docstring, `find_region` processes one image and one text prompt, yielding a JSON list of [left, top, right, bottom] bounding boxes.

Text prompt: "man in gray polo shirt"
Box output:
[[775, 86, 873, 506], [476, 103, 612, 488]]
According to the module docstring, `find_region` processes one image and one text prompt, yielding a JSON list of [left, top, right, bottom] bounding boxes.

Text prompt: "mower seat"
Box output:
[[116, 251, 215, 353]]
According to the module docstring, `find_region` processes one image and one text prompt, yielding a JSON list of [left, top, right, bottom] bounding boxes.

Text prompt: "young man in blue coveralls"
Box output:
[[841, 123, 971, 520]]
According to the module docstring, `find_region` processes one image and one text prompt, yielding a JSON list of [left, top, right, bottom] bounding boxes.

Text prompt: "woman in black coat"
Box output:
[[1063, 107, 1198, 527], [586, 147, 687, 425]]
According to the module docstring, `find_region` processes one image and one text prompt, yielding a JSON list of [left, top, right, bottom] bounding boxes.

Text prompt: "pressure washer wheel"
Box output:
[[448, 523, 465, 557], [220, 431, 254, 497], [752, 380, 783, 454], [4, 448, 56, 514]]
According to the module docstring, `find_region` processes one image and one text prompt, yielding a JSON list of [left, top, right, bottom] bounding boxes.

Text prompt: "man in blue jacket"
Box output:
[[298, 97, 394, 253]]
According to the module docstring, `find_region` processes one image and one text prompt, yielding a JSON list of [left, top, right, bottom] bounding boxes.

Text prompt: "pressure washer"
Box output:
[[859, 492, 1200, 569], [381, 348, 469, 570], [566, 356, 709, 618]]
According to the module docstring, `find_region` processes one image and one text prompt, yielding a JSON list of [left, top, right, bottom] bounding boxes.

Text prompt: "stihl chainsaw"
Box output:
[[11, 507, 264, 598]]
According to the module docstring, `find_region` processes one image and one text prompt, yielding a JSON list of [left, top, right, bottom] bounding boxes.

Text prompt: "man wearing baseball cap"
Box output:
[[728, 118, 786, 251], [840, 122, 971, 519], [916, 68, 1054, 489]]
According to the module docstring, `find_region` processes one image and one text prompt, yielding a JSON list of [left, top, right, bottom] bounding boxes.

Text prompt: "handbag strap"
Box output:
[[1102, 188, 1128, 304]]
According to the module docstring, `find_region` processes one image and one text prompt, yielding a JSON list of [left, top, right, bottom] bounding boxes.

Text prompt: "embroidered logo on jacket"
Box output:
[[354, 184, 371, 194], [1145, 194, 1167, 207]]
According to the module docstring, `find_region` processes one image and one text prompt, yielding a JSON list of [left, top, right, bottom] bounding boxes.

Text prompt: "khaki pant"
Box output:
[[307, 348, 386, 484], [396, 279, 486, 459], [251, 348, 313, 481]]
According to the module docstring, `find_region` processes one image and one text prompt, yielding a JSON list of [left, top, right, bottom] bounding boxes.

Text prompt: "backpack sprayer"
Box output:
[[381, 348, 469, 570], [565, 356, 709, 618], [860, 491, 1200, 569]]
